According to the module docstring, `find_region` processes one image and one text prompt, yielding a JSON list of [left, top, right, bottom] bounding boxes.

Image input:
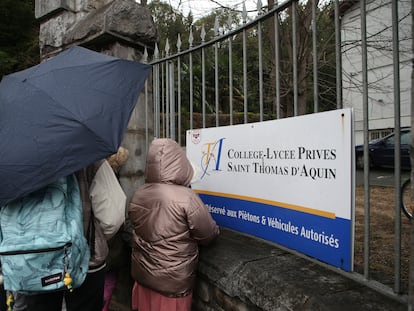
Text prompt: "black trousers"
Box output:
[[0, 285, 6, 311], [25, 268, 105, 311]]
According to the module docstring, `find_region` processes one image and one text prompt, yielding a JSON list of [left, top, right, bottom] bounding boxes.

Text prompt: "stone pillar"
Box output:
[[35, 1, 158, 309]]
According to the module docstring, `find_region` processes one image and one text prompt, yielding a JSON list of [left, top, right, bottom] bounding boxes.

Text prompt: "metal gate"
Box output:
[[141, 0, 413, 305]]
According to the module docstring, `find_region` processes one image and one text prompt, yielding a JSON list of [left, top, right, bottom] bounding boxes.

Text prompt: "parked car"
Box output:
[[355, 129, 411, 170]]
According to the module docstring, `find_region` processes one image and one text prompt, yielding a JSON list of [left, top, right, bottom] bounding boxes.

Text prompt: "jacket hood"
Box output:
[[145, 138, 193, 186]]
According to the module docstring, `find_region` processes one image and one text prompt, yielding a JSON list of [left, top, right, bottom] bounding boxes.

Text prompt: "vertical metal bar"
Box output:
[[360, 0, 371, 280], [177, 34, 182, 145], [408, 1, 414, 308], [229, 31, 234, 125], [312, 0, 319, 113], [227, 14, 234, 125], [165, 61, 170, 138], [153, 65, 157, 138], [214, 18, 220, 127], [160, 59, 163, 137], [274, 5, 281, 119], [258, 20, 264, 121], [392, 0, 402, 294], [153, 44, 160, 138], [189, 28, 194, 130], [143, 48, 149, 151], [202, 46, 206, 128], [177, 56, 182, 145], [155, 65, 160, 138], [202, 33, 206, 129], [190, 52, 194, 130], [292, 1, 298, 116], [145, 78, 148, 151], [169, 62, 175, 141], [152, 64, 160, 137], [242, 5, 248, 124], [177, 34, 181, 146], [165, 42, 171, 138], [215, 32, 220, 127], [161, 60, 166, 138], [334, 0, 343, 109]]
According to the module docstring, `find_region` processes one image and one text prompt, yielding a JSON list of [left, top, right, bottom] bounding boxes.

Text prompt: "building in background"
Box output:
[[340, 0, 412, 145]]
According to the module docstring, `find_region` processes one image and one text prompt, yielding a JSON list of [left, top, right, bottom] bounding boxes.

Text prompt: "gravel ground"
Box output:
[[354, 185, 411, 293]]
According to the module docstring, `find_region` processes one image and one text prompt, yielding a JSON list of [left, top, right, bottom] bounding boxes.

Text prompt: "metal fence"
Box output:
[[141, 0, 412, 306]]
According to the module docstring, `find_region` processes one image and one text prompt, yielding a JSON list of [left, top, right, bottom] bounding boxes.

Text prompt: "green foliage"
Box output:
[[0, 0, 39, 79], [148, 0, 189, 52]]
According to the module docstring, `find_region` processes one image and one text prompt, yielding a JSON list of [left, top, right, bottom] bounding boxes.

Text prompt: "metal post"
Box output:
[[189, 27, 194, 130], [258, 19, 264, 121], [392, 0, 402, 294], [215, 17, 220, 127], [169, 62, 175, 141], [334, 0, 343, 109], [243, 4, 248, 124], [201, 25, 206, 128], [274, 3, 281, 119], [177, 34, 182, 145], [228, 14, 234, 125], [360, 0, 371, 280], [292, 1, 298, 116], [312, 0, 319, 112]]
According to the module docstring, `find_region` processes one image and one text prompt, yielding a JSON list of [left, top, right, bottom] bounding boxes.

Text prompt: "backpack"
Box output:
[[89, 160, 126, 240], [0, 174, 90, 294]]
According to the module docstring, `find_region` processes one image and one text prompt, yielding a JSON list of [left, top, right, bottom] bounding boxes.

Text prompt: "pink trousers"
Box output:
[[102, 272, 117, 311], [131, 282, 192, 311]]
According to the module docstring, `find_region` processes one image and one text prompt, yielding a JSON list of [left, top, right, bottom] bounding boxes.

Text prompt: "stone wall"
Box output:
[[108, 227, 408, 310], [192, 228, 407, 311], [35, 1, 157, 309]]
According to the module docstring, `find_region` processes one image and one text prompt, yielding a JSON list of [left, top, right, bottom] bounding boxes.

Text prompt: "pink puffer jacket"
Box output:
[[128, 138, 219, 297]]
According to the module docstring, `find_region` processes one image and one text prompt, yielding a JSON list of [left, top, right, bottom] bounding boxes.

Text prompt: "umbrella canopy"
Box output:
[[0, 46, 151, 205]]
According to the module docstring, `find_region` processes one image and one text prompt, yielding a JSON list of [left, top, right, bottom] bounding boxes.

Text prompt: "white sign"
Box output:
[[186, 108, 354, 271]]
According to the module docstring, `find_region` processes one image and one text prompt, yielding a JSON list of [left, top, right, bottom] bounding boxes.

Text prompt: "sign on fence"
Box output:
[[186, 108, 354, 271]]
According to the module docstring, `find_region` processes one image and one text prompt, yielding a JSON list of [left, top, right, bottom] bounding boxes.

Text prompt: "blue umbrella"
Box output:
[[0, 46, 151, 205]]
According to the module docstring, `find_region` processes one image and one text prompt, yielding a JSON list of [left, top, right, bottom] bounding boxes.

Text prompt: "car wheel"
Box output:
[[356, 153, 364, 169]]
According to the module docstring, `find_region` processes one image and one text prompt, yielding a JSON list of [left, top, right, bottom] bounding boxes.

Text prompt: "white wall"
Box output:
[[341, 0, 412, 145]]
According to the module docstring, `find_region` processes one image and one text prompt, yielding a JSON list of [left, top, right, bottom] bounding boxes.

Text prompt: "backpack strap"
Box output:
[[76, 160, 105, 257], [85, 160, 105, 184]]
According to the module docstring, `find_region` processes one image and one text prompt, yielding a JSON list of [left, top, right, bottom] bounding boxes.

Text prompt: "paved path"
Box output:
[[356, 168, 410, 187]]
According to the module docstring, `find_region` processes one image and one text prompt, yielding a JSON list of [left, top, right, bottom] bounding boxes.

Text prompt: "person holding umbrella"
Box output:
[[0, 46, 150, 311], [0, 46, 151, 310], [128, 138, 220, 311]]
